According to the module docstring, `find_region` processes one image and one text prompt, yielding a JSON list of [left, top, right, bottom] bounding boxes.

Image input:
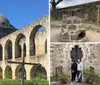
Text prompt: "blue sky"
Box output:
[[0, 0, 48, 29]]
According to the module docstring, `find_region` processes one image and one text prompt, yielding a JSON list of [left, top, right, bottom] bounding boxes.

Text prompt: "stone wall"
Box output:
[[50, 43, 100, 76]]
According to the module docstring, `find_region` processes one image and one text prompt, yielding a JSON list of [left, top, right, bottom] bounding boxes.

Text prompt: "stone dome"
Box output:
[[0, 14, 15, 29], [0, 14, 10, 23]]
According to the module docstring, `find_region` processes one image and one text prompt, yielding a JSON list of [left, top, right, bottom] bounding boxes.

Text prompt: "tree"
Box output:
[[50, 0, 63, 19]]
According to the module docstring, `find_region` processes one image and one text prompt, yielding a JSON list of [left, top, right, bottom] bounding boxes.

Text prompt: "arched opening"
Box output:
[[45, 39, 47, 53], [30, 64, 47, 79], [5, 66, 12, 79], [0, 45, 3, 61], [5, 40, 12, 60], [77, 30, 86, 40], [29, 25, 45, 56], [15, 33, 26, 58], [0, 67, 2, 79], [15, 65, 26, 80], [70, 45, 83, 62]]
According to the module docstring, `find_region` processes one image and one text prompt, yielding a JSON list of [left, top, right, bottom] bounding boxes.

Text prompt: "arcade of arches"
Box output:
[[0, 14, 49, 80]]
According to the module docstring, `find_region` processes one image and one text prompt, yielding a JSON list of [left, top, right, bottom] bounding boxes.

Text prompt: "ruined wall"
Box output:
[[50, 43, 100, 76]]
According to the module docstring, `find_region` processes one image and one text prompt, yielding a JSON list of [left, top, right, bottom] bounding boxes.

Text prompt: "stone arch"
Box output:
[[0, 44, 3, 61], [29, 25, 45, 56], [15, 65, 26, 80], [30, 64, 47, 79], [5, 40, 12, 60], [5, 66, 12, 79], [15, 33, 26, 58], [70, 45, 83, 62], [0, 67, 2, 79]]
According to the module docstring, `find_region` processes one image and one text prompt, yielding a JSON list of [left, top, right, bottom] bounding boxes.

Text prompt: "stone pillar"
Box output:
[[2, 45, 5, 62], [12, 67, 16, 79], [12, 41, 15, 61], [25, 66, 31, 80], [26, 37, 30, 58], [2, 68, 5, 79]]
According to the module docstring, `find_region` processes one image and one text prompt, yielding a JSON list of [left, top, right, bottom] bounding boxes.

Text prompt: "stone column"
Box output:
[[26, 37, 30, 58], [2, 45, 5, 62], [2, 68, 5, 79], [12, 67, 16, 79], [12, 41, 15, 61]]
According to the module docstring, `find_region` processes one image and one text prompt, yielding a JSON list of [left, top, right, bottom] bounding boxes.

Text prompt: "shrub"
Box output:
[[0, 79, 48, 85], [83, 69, 99, 84], [50, 75, 56, 82], [57, 72, 70, 84]]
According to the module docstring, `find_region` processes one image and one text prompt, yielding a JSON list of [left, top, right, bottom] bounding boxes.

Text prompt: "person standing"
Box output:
[[77, 59, 83, 83], [71, 61, 77, 84]]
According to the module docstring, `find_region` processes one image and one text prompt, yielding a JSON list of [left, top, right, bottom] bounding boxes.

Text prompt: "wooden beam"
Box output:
[[7, 61, 41, 65]]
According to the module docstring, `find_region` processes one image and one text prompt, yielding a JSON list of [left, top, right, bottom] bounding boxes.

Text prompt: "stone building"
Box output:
[[0, 14, 49, 80], [56, 1, 100, 23], [50, 43, 100, 76]]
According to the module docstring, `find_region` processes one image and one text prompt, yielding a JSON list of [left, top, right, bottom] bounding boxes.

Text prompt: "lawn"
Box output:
[[0, 78, 49, 85]]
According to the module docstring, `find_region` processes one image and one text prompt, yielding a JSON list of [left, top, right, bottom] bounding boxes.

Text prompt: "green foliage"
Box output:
[[58, 72, 70, 84], [83, 69, 96, 80], [5, 71, 12, 79], [35, 72, 47, 80], [50, 75, 56, 82], [83, 69, 100, 84], [0, 79, 48, 85]]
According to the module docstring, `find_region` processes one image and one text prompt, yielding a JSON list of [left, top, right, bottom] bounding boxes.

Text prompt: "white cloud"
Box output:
[[57, 0, 97, 8]]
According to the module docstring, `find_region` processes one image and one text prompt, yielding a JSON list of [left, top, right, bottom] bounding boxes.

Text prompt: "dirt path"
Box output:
[[86, 30, 100, 42]]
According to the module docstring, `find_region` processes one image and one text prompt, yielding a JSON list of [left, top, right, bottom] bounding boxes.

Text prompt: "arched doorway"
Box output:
[[0, 45, 3, 61], [0, 67, 2, 79], [29, 25, 45, 56], [15, 33, 26, 58], [70, 45, 83, 62], [5, 40, 12, 60], [30, 65, 47, 79], [5, 66, 12, 79], [15, 65, 26, 80]]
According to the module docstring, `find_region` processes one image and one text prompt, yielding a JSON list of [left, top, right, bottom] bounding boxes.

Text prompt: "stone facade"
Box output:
[[56, 1, 100, 23], [0, 14, 49, 80], [50, 43, 100, 77]]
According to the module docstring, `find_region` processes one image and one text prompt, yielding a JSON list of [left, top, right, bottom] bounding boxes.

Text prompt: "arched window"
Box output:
[[70, 45, 83, 62], [23, 43, 26, 57], [45, 39, 47, 53], [5, 40, 12, 59], [5, 66, 12, 79], [15, 33, 26, 58], [0, 45, 3, 61], [29, 25, 45, 56], [15, 65, 26, 80], [30, 64, 47, 79]]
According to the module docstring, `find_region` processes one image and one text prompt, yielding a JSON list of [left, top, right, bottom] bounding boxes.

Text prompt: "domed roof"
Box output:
[[0, 14, 10, 23]]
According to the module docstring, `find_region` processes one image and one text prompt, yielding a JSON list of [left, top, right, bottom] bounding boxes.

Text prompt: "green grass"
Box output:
[[0, 79, 49, 85]]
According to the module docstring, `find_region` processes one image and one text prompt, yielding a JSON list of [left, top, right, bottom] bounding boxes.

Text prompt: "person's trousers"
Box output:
[[71, 72, 77, 82], [77, 71, 82, 83]]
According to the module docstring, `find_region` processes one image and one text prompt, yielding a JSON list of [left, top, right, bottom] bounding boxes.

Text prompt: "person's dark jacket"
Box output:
[[71, 62, 77, 73]]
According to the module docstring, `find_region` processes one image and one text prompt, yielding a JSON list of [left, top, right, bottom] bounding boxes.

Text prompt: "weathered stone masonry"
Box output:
[[50, 43, 100, 77], [0, 14, 49, 80]]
